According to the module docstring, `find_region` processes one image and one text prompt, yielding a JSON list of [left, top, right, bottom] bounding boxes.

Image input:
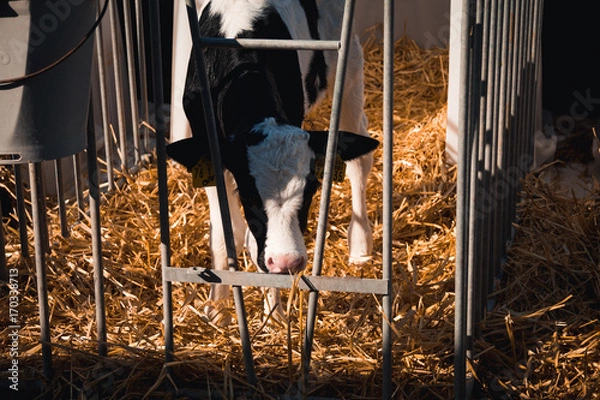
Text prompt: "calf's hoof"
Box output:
[[203, 303, 234, 327], [263, 287, 287, 327]]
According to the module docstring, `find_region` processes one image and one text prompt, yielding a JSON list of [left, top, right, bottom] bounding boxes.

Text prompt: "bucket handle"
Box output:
[[0, 0, 109, 87]]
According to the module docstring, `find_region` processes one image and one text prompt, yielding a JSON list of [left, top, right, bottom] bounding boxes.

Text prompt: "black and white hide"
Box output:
[[167, 0, 378, 325]]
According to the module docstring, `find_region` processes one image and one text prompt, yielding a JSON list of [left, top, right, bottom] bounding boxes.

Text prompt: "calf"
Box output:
[[167, 0, 378, 325]]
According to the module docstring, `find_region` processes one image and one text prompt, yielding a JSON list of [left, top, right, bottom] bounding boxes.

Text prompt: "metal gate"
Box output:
[[451, 0, 544, 398], [156, 0, 395, 398], [1, 0, 547, 398], [0, 0, 153, 380], [1, 0, 395, 396]]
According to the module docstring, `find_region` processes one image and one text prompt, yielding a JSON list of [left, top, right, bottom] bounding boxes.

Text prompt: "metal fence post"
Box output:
[[382, 0, 394, 398]]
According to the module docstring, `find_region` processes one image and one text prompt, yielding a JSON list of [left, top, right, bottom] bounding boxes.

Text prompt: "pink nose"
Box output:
[[266, 254, 306, 274]]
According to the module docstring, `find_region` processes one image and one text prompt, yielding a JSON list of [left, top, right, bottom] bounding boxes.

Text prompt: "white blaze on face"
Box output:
[[209, 0, 268, 38], [246, 118, 313, 273]]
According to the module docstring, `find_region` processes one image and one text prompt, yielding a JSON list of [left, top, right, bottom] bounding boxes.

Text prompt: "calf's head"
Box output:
[[167, 118, 378, 274]]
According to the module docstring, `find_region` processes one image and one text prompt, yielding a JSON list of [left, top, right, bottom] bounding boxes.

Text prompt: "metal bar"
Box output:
[[108, 0, 128, 171], [163, 267, 389, 295], [479, 0, 498, 329], [29, 162, 53, 378], [0, 196, 6, 282], [472, 0, 497, 352], [507, 0, 523, 245], [39, 164, 50, 256], [197, 37, 340, 51], [123, 0, 141, 164], [134, 0, 150, 153], [464, 0, 485, 394], [94, 13, 115, 191], [303, 0, 357, 382], [148, 0, 174, 364], [454, 0, 476, 398], [493, 0, 511, 306], [515, 0, 529, 165], [184, 0, 258, 388], [86, 100, 108, 357], [488, 0, 503, 319], [13, 165, 30, 259], [72, 154, 86, 220], [382, 0, 394, 397], [54, 159, 70, 238], [525, 0, 542, 161], [468, 0, 486, 355]]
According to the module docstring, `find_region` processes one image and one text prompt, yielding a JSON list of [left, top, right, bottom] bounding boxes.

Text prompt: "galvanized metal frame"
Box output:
[[0, 0, 396, 396], [454, 0, 543, 398], [0, 0, 152, 379], [156, 0, 395, 397], [0, 1, 550, 398]]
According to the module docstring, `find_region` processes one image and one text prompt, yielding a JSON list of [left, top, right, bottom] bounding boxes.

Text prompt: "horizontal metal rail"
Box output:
[[163, 267, 390, 295], [198, 37, 341, 50]]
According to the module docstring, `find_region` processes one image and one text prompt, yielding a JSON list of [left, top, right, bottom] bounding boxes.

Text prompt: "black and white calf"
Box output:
[[167, 0, 378, 324]]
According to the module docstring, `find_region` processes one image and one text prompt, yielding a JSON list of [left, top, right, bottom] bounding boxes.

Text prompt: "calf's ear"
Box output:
[[307, 130, 379, 161], [166, 137, 209, 171]]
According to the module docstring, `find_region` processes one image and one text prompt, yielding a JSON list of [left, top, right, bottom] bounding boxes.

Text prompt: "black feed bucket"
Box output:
[[0, 0, 97, 164]]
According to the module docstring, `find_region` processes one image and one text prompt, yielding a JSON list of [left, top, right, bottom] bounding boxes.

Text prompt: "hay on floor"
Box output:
[[2, 31, 598, 399], [0, 34, 453, 399]]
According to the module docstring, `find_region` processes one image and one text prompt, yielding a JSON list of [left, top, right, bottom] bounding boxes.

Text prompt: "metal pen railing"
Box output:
[[157, 0, 395, 397], [1, 0, 395, 397], [453, 0, 543, 398], [0, 0, 154, 379]]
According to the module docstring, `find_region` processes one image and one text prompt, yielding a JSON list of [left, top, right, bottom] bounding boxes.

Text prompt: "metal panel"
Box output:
[[453, 0, 543, 398], [161, 1, 395, 398], [0, 0, 152, 380]]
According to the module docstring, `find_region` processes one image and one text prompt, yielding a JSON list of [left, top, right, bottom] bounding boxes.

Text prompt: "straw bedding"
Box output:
[[476, 171, 600, 399], [0, 33, 598, 399]]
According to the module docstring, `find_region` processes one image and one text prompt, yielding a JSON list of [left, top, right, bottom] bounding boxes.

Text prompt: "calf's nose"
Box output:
[[266, 254, 306, 274]]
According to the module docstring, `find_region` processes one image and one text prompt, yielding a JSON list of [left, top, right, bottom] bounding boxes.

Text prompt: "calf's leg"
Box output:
[[204, 171, 247, 326], [319, 2, 374, 264], [338, 37, 374, 264]]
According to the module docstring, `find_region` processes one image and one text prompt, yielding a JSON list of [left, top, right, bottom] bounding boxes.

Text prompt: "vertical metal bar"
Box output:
[[516, 0, 530, 167], [134, 0, 151, 153], [123, 0, 141, 164], [72, 154, 86, 220], [476, 0, 497, 342], [94, 11, 115, 191], [0, 196, 6, 282], [54, 159, 70, 238], [148, 0, 174, 364], [303, 0, 356, 379], [108, 0, 129, 171], [466, 1, 485, 379], [479, 0, 498, 329], [472, 0, 489, 331], [455, 0, 475, 398], [86, 100, 108, 357], [488, 0, 504, 315], [38, 165, 50, 256], [525, 0, 542, 160], [507, 0, 523, 239], [382, 0, 394, 398], [184, 0, 258, 388], [28, 162, 53, 378], [493, 0, 511, 304], [13, 165, 30, 259]]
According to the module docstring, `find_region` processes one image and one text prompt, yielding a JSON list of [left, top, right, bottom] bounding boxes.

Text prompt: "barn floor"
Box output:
[[1, 36, 599, 400]]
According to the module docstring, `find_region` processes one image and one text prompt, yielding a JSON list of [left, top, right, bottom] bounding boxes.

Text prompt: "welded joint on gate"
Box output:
[[163, 266, 390, 295]]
